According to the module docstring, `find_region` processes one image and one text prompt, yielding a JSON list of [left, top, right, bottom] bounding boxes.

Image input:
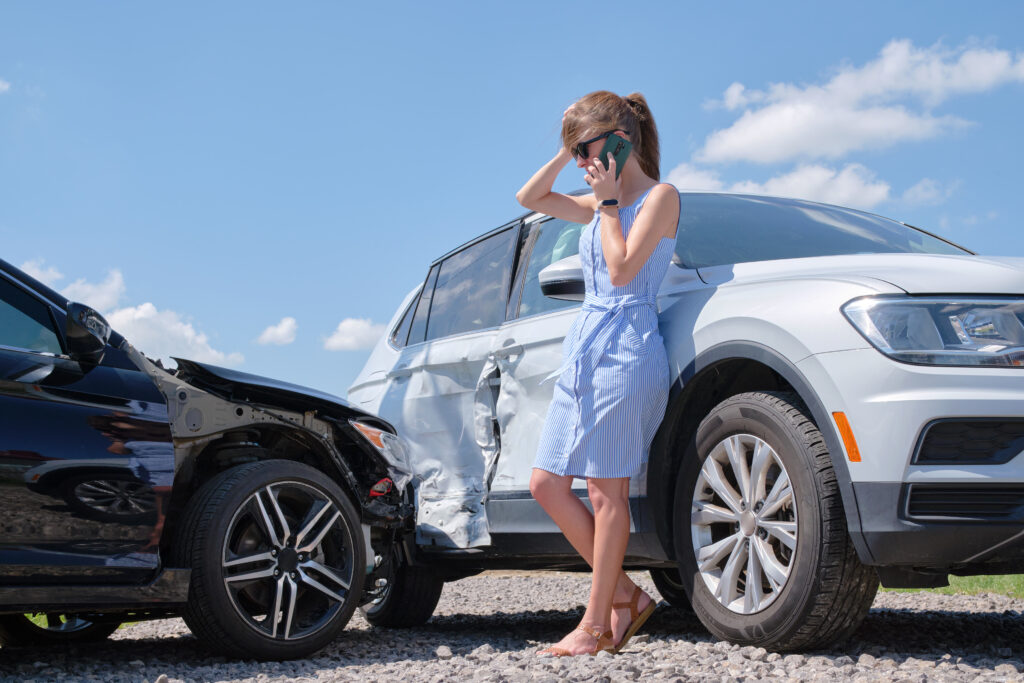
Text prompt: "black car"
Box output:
[[0, 258, 414, 660]]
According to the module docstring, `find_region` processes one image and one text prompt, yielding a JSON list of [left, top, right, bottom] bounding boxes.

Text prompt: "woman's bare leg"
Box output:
[[530, 468, 652, 652], [580, 477, 632, 637]]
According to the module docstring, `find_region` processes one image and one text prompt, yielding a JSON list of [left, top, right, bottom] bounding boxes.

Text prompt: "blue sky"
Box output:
[[2, 2, 1023, 397]]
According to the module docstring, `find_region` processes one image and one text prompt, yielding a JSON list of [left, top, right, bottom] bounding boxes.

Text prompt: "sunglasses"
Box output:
[[571, 130, 627, 160]]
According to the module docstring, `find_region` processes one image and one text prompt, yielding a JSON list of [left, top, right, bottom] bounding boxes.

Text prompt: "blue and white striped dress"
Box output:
[[533, 184, 675, 479]]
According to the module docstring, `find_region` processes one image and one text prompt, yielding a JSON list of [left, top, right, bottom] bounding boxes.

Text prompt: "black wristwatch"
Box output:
[[600, 198, 619, 209]]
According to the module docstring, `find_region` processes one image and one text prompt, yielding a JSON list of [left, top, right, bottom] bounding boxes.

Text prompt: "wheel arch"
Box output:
[[647, 341, 869, 564], [162, 423, 369, 556]]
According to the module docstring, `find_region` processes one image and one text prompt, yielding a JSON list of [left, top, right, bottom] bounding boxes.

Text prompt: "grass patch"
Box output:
[[884, 574, 1024, 598]]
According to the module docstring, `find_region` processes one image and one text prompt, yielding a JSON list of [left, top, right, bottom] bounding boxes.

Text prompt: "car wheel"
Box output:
[[174, 459, 365, 660], [648, 567, 691, 610], [674, 391, 877, 651], [0, 613, 119, 646], [361, 545, 443, 627]]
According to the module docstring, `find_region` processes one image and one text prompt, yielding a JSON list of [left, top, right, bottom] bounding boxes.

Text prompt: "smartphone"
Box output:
[[596, 133, 632, 179]]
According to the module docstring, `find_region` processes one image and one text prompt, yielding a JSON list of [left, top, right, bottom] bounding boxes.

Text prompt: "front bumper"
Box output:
[[799, 348, 1024, 568]]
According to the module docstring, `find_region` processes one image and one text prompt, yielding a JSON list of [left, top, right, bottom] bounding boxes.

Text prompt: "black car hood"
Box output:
[[173, 358, 374, 423]]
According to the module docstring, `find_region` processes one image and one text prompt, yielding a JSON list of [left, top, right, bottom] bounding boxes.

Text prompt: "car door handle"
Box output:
[[387, 365, 413, 379], [492, 344, 523, 359]]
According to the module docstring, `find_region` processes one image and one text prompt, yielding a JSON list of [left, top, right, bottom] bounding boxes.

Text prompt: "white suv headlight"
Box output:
[[842, 296, 1024, 367]]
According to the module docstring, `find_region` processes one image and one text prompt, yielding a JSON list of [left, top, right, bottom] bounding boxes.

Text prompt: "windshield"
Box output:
[[674, 194, 970, 269]]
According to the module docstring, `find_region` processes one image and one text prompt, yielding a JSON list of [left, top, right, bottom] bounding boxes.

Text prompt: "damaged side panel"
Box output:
[[367, 331, 497, 549]]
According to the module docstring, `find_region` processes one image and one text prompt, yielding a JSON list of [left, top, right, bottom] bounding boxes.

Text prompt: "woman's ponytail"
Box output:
[[624, 93, 660, 181]]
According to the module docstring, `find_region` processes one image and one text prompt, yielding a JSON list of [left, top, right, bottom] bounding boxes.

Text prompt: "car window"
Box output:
[[426, 227, 517, 341], [0, 277, 63, 355], [515, 218, 584, 319], [407, 265, 439, 346], [675, 194, 970, 269], [389, 293, 418, 348]]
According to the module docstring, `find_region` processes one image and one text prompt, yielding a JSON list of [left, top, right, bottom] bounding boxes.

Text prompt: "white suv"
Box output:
[[349, 191, 1024, 650]]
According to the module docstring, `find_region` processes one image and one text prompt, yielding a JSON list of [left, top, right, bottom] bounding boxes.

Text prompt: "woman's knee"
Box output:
[[587, 478, 629, 515], [530, 468, 570, 504]]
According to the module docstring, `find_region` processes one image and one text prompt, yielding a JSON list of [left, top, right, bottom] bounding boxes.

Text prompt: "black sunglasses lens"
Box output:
[[573, 142, 587, 159]]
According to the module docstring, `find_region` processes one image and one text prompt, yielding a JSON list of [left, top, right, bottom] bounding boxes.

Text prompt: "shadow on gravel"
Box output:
[[1, 605, 1023, 677]]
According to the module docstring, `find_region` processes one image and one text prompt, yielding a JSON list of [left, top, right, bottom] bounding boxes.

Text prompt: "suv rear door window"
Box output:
[[425, 228, 517, 341]]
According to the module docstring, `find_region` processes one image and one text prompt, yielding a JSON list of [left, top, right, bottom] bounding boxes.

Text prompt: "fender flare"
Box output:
[[648, 340, 871, 564]]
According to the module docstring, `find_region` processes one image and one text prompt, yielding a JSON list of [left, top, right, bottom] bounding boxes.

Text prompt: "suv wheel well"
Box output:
[[161, 426, 355, 554], [648, 358, 796, 559]]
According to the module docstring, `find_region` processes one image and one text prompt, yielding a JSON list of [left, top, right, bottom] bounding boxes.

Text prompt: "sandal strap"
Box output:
[[611, 585, 643, 620], [575, 624, 610, 641]]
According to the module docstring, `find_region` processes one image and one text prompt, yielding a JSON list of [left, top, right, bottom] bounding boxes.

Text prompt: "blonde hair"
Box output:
[[561, 91, 660, 181]]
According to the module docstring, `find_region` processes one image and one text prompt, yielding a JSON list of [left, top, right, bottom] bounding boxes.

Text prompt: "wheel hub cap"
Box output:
[[276, 548, 299, 573], [740, 510, 757, 536]]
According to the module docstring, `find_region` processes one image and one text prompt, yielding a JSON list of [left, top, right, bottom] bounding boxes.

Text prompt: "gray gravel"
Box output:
[[3, 571, 1024, 682]]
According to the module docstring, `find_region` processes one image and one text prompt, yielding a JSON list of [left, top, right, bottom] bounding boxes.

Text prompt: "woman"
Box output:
[[516, 91, 680, 656]]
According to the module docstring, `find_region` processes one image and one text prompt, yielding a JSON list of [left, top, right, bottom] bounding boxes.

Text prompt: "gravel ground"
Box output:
[[3, 571, 1024, 682]]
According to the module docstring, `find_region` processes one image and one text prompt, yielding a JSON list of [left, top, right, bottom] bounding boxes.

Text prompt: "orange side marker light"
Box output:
[[832, 412, 861, 463]]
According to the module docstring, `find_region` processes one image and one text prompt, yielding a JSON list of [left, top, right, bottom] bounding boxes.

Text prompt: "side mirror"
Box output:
[[65, 302, 111, 364], [539, 254, 585, 302]]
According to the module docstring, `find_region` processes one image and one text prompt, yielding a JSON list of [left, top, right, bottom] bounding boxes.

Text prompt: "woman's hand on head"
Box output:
[[585, 153, 620, 203]]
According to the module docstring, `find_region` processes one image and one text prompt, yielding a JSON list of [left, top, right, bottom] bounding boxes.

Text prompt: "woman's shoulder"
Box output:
[[643, 182, 680, 209]]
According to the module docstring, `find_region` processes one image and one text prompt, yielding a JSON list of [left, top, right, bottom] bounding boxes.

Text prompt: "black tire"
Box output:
[[173, 459, 365, 660], [0, 613, 119, 646], [649, 567, 692, 610], [674, 391, 877, 651], [360, 545, 443, 627]]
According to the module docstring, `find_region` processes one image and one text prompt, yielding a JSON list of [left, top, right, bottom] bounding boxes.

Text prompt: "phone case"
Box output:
[[597, 134, 632, 179]]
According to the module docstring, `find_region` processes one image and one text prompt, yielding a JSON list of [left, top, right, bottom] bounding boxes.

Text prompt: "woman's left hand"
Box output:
[[585, 153, 621, 203]]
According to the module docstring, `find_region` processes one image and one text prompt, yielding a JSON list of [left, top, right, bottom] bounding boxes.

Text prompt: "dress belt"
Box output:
[[542, 293, 658, 384]]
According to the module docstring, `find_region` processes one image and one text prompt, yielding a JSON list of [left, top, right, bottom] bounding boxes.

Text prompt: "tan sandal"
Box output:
[[611, 586, 657, 653], [538, 624, 615, 657]]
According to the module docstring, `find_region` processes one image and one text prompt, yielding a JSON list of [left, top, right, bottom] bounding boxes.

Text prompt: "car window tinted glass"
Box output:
[[426, 228, 517, 340], [675, 194, 969, 268], [407, 265, 439, 346], [0, 277, 63, 355], [517, 218, 584, 318], [390, 294, 417, 348]]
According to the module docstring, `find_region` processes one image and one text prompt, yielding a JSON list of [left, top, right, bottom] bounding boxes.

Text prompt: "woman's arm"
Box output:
[[590, 157, 679, 287], [516, 148, 597, 224]]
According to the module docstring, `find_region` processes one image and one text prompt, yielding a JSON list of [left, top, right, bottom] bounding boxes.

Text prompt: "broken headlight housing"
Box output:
[[842, 296, 1024, 367], [349, 420, 412, 489]]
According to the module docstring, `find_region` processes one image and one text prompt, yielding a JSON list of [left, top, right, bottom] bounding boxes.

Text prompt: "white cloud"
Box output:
[[107, 303, 244, 367], [62, 270, 126, 312], [665, 163, 725, 191], [257, 316, 298, 346], [0, 79, 9, 94], [324, 318, 386, 351], [19, 259, 64, 286], [666, 161, 891, 210], [901, 178, 959, 205], [728, 163, 890, 210], [19, 261, 244, 367], [699, 39, 1024, 164]]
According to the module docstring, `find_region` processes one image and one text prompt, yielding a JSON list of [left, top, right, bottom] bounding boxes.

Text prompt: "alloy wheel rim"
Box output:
[[221, 480, 355, 641], [690, 433, 797, 614]]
